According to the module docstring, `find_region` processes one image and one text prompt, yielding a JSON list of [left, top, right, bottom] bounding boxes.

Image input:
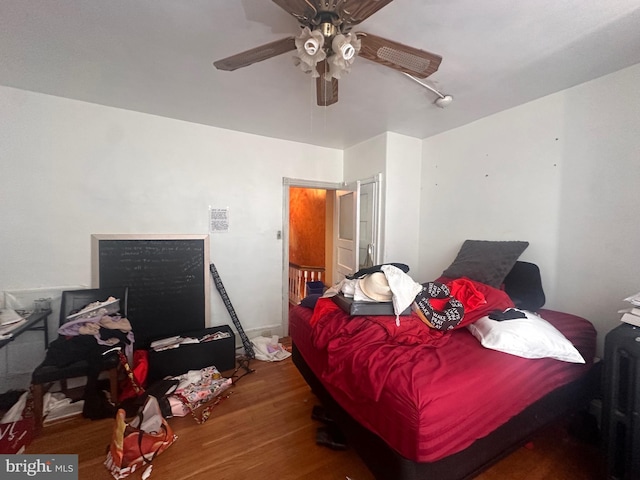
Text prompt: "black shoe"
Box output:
[[315, 425, 348, 450], [311, 405, 335, 425]]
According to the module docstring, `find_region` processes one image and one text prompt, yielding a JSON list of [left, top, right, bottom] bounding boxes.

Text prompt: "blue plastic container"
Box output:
[[306, 281, 325, 296]]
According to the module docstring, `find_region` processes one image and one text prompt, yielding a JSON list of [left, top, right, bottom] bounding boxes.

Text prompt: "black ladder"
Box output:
[[209, 263, 255, 359]]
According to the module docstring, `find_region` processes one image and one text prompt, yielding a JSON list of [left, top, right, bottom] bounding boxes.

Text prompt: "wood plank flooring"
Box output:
[[26, 354, 606, 480]]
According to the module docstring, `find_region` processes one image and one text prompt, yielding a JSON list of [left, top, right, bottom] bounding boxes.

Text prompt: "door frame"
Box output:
[[282, 175, 382, 335], [282, 178, 342, 336]]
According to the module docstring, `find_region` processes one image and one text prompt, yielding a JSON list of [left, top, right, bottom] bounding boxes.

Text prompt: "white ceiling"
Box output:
[[2, 0, 640, 150]]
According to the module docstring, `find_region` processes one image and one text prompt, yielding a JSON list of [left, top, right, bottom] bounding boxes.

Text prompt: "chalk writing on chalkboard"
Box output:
[[91, 234, 210, 347]]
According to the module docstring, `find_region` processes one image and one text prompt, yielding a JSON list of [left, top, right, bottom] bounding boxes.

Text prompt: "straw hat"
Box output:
[[359, 272, 393, 302]]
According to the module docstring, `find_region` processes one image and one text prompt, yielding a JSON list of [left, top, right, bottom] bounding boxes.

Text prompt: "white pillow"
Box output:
[[467, 310, 585, 363]]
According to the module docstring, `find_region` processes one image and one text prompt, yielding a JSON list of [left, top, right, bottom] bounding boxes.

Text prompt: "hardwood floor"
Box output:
[[26, 354, 606, 480]]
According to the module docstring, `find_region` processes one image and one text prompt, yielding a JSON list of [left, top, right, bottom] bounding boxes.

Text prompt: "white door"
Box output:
[[334, 181, 360, 282]]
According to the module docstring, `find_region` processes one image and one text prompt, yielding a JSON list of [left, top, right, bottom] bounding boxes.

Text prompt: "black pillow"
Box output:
[[503, 261, 546, 311], [300, 294, 322, 309], [442, 240, 529, 288]]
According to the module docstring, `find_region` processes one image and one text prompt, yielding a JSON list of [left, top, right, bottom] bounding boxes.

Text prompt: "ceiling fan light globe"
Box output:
[[332, 34, 356, 61], [304, 38, 320, 55], [340, 43, 355, 60]]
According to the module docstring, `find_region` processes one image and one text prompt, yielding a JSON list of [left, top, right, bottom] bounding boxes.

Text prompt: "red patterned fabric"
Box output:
[[446, 277, 486, 312], [441, 277, 515, 328], [118, 350, 149, 403], [291, 296, 596, 463]]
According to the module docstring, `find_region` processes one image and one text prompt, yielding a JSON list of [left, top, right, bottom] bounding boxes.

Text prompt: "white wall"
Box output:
[[418, 96, 565, 283], [343, 133, 387, 181], [344, 132, 422, 271], [418, 63, 640, 355], [383, 133, 422, 270], [0, 85, 342, 388], [553, 63, 640, 343]]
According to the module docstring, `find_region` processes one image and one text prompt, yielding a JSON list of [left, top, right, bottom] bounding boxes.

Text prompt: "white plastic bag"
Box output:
[[251, 335, 291, 362]]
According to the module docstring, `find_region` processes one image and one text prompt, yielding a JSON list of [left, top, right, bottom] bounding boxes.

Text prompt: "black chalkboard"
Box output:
[[91, 235, 210, 348]]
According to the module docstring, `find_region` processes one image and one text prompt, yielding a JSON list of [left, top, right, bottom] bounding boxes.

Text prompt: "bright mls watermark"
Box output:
[[1, 455, 78, 479]]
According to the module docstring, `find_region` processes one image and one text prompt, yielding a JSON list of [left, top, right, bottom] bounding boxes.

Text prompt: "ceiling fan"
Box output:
[[214, 0, 442, 106]]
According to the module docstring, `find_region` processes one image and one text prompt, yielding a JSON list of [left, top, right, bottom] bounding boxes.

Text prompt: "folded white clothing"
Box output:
[[381, 264, 423, 320]]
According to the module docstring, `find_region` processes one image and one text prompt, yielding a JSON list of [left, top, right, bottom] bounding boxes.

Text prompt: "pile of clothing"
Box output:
[[324, 263, 486, 331], [39, 297, 134, 419]]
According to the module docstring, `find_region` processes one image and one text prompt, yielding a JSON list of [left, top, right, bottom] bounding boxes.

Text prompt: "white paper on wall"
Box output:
[[209, 206, 229, 233]]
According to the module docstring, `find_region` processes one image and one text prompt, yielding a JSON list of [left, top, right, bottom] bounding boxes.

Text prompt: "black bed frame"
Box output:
[[292, 344, 601, 480]]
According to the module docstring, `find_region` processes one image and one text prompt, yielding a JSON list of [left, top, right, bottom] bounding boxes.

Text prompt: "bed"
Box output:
[[289, 241, 600, 480]]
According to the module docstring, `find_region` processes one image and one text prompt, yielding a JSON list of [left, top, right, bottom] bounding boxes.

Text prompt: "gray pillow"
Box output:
[[441, 240, 529, 288]]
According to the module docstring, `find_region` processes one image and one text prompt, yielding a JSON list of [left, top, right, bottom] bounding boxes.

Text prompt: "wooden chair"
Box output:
[[31, 287, 128, 429]]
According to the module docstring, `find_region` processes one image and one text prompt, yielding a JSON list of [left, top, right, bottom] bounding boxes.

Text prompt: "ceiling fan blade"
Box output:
[[339, 0, 394, 27], [316, 60, 338, 106], [271, 0, 317, 24], [356, 32, 442, 78], [214, 36, 296, 71]]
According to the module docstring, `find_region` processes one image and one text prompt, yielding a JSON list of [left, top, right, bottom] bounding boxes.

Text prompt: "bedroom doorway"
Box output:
[[282, 175, 382, 334]]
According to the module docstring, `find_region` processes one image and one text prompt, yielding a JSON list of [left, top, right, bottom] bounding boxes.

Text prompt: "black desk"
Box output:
[[0, 309, 51, 350]]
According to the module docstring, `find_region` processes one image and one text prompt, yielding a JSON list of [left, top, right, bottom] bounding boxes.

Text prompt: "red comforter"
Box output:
[[290, 288, 596, 463]]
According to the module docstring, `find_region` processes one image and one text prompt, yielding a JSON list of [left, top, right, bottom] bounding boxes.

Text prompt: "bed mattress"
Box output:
[[289, 299, 596, 463]]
